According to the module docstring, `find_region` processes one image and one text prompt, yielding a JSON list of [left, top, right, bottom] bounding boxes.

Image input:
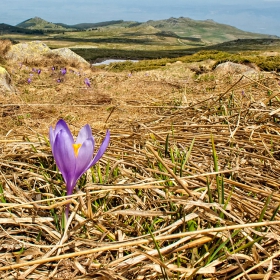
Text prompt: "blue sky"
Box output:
[[1, 0, 280, 36]]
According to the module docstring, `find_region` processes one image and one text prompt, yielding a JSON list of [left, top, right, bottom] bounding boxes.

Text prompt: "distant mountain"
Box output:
[[0, 16, 276, 44], [16, 17, 71, 30], [0, 23, 43, 35], [17, 18, 141, 31], [66, 20, 135, 30], [141, 17, 278, 44]]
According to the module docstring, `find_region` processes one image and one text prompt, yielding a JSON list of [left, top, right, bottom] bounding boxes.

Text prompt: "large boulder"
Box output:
[[5, 41, 51, 62], [51, 47, 89, 66], [214, 61, 258, 76], [5, 41, 89, 66], [0, 66, 14, 93]]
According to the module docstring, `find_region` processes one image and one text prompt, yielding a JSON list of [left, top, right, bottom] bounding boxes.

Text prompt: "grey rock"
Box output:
[[214, 61, 258, 75], [5, 41, 51, 62], [51, 47, 89, 66], [0, 66, 15, 93], [5, 41, 89, 66]]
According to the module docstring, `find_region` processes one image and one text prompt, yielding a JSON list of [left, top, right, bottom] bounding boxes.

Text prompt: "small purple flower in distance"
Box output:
[[84, 78, 91, 88], [61, 68, 67, 76], [27, 78, 32, 84], [57, 78, 62, 83], [37, 69, 41, 75], [49, 119, 110, 218]]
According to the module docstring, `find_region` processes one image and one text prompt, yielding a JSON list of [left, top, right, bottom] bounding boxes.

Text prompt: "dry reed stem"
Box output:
[[0, 221, 279, 272]]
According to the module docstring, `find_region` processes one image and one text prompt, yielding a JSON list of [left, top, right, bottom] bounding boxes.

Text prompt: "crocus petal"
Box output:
[[76, 124, 93, 144], [89, 130, 110, 167], [74, 138, 95, 185], [54, 120, 73, 139], [49, 119, 74, 151], [49, 126, 55, 149], [53, 130, 75, 187]]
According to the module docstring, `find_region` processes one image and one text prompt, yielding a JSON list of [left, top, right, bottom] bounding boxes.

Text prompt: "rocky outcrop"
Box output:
[[5, 41, 89, 66], [51, 47, 89, 66], [0, 66, 14, 93], [5, 41, 51, 62], [214, 61, 258, 76]]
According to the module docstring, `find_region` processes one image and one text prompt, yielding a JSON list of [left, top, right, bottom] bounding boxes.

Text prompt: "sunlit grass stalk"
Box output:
[[211, 135, 224, 205], [206, 230, 240, 264], [223, 187, 234, 211], [164, 133, 169, 158], [146, 223, 169, 280], [0, 183, 6, 203], [36, 230, 42, 242], [97, 163, 103, 184], [228, 92, 234, 115], [256, 193, 272, 232], [233, 236, 263, 255], [270, 202, 280, 221], [206, 177, 214, 204], [104, 160, 110, 183], [180, 138, 195, 177], [268, 90, 272, 106]]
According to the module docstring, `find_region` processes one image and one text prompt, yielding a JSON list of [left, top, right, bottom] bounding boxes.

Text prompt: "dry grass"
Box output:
[[0, 39, 12, 65], [0, 39, 12, 56], [0, 54, 280, 279]]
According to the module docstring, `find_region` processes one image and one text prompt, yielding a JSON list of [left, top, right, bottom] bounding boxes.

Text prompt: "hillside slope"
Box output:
[[13, 16, 278, 44], [16, 17, 71, 30]]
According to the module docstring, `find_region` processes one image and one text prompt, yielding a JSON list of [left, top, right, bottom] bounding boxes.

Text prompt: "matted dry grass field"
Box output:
[[0, 53, 280, 279]]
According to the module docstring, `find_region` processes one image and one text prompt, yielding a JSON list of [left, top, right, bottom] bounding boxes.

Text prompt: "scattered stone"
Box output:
[[5, 41, 52, 62], [5, 41, 89, 66], [51, 48, 89, 66], [0, 66, 15, 93], [214, 61, 258, 76]]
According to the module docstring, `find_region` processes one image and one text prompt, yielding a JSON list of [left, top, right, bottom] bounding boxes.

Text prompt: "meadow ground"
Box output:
[[0, 52, 280, 279]]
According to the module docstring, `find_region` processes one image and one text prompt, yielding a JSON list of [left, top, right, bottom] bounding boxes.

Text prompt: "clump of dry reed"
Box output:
[[0, 60, 280, 279]]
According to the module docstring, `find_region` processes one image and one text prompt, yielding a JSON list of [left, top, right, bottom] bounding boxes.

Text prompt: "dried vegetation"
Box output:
[[0, 40, 280, 279]]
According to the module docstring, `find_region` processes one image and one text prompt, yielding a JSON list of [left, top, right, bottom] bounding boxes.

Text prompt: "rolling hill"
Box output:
[[0, 23, 43, 35], [16, 17, 72, 30], [141, 17, 278, 44], [13, 16, 278, 44]]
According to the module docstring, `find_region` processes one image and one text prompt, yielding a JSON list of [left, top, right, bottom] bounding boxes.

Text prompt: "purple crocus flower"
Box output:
[[61, 68, 67, 75], [27, 78, 32, 84], [37, 69, 41, 75], [49, 119, 110, 218], [84, 78, 91, 88]]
